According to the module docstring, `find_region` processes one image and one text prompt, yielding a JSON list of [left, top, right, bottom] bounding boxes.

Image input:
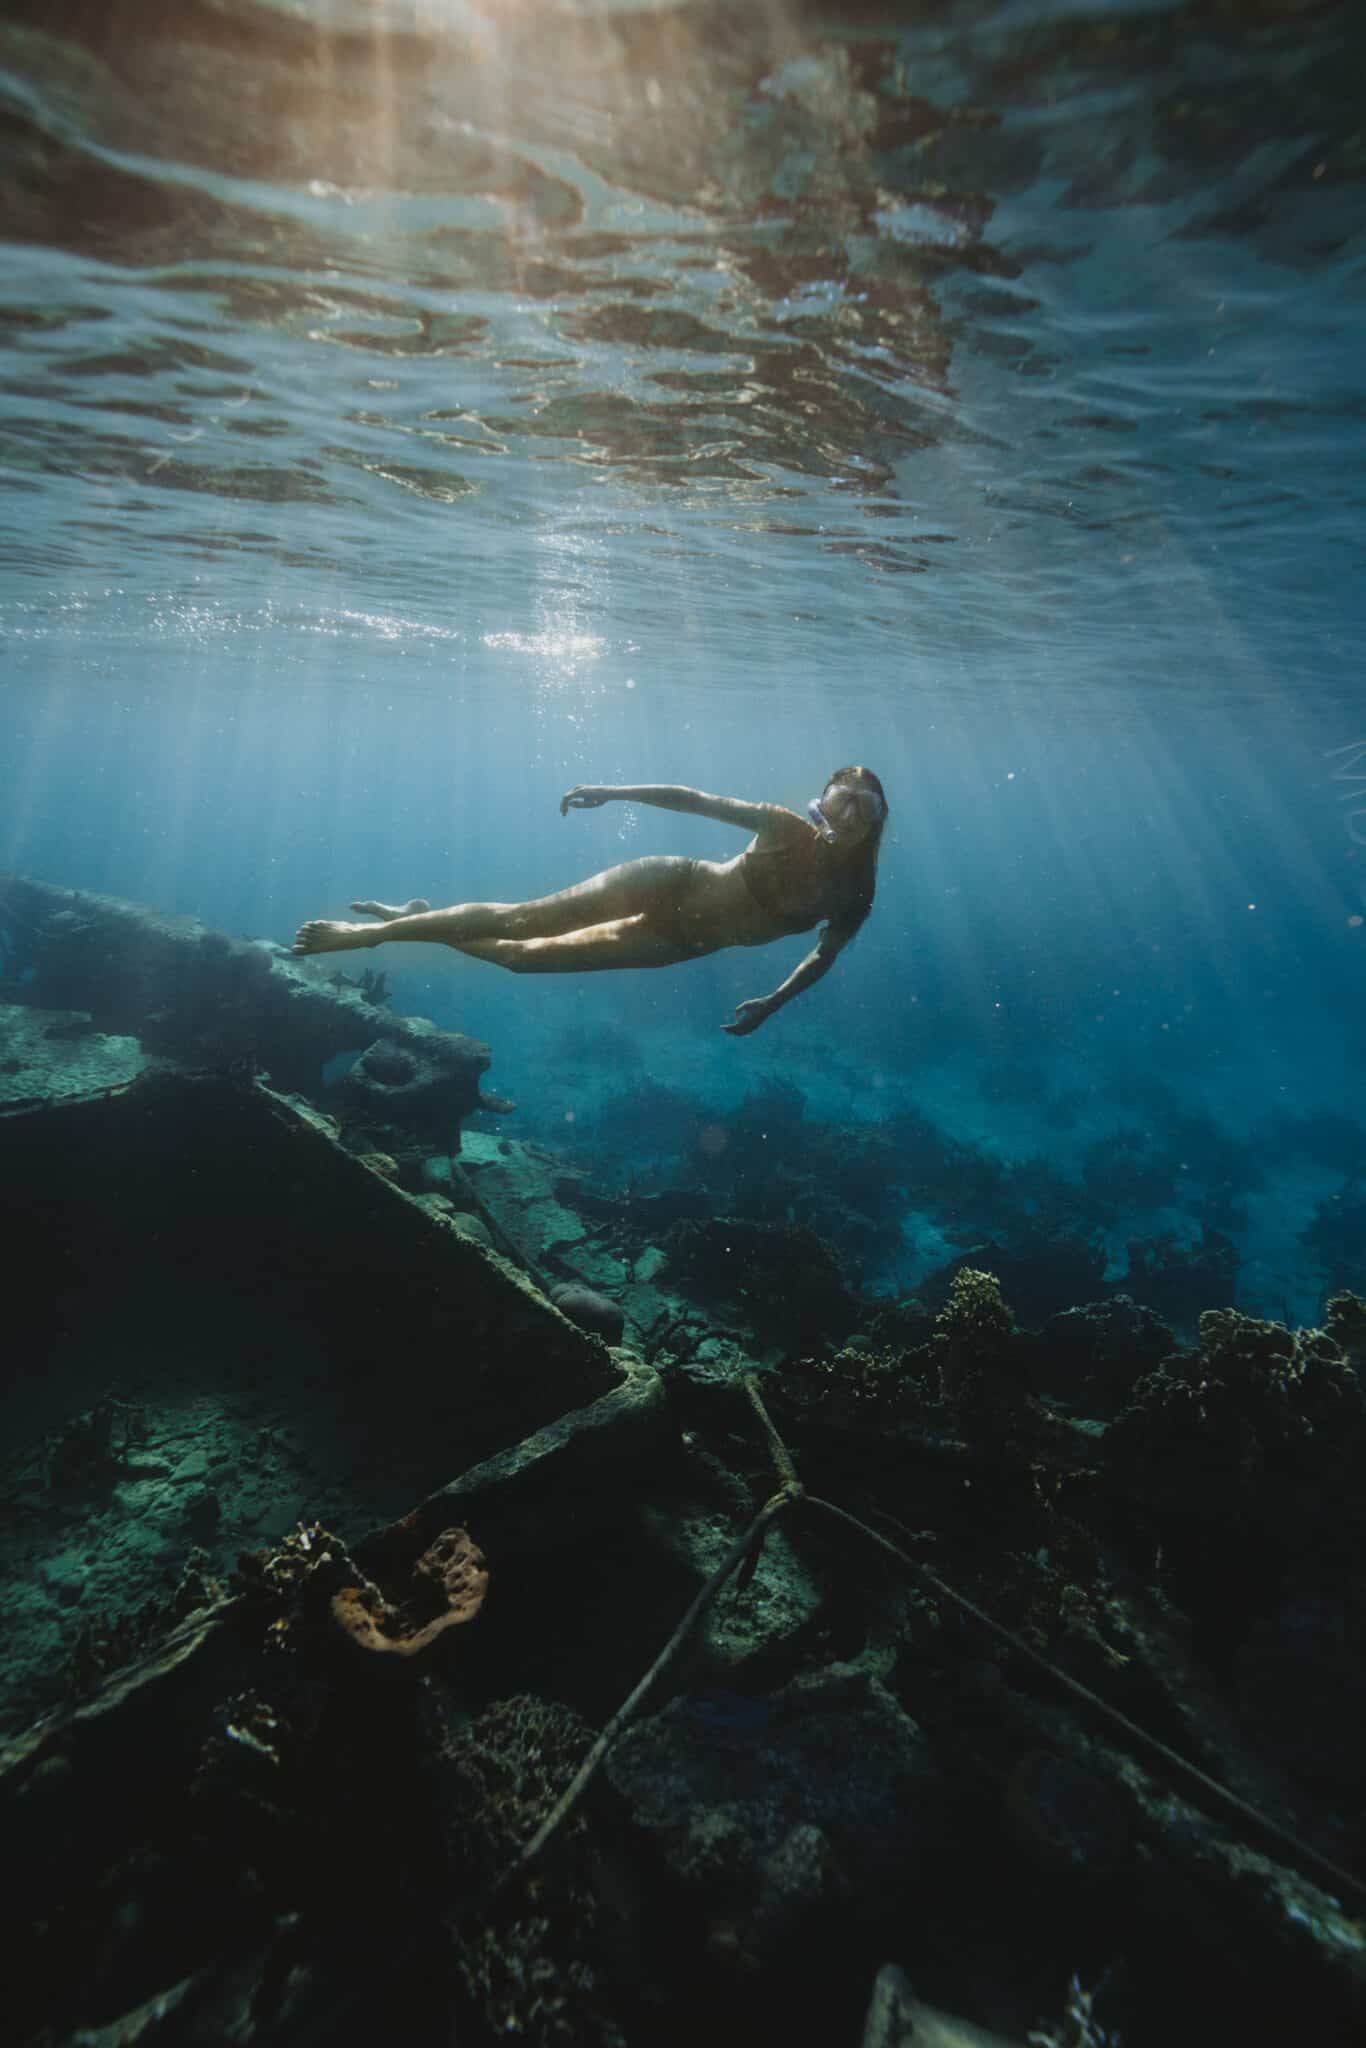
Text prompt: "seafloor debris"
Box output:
[[2, 876, 1364, 2048], [46, 1396, 147, 1488], [2, 1256, 1365, 2046]]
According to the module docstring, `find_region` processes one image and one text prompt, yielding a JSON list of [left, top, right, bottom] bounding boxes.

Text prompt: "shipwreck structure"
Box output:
[[0, 875, 506, 1138]]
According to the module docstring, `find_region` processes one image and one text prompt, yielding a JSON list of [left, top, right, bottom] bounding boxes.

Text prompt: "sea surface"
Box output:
[[3, 0, 1364, 1320]]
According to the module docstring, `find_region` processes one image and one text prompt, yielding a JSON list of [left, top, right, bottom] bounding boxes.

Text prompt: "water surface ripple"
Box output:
[[0, 0, 1362, 696]]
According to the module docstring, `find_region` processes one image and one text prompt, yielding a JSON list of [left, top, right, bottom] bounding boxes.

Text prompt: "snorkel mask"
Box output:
[[807, 796, 840, 843], [807, 786, 886, 843]]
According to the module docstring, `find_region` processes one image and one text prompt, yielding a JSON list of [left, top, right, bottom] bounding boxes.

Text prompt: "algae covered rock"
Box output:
[[0, 1003, 157, 1105]]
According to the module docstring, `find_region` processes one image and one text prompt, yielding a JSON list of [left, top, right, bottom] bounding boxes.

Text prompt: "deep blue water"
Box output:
[[2, 0, 1364, 1322]]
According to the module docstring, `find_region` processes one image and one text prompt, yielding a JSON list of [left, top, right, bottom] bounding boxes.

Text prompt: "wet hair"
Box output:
[[824, 765, 886, 937]]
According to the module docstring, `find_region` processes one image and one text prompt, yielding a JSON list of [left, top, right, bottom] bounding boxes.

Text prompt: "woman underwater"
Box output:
[[292, 764, 887, 1037]]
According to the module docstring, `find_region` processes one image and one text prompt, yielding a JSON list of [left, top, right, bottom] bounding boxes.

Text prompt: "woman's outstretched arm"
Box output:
[[722, 921, 854, 1036], [560, 783, 796, 835]]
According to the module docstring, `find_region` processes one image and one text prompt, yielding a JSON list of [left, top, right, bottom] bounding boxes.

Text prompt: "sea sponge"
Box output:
[[330, 1526, 487, 1660], [549, 1283, 626, 1345]]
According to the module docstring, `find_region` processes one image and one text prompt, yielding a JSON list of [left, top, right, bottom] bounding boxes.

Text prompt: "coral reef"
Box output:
[[1327, 1289, 1366, 1371], [1106, 1305, 1366, 1529], [581, 1076, 906, 1283], [570, 1048, 1314, 1338], [433, 1694, 626, 2047], [1103, 1305, 1366, 1681], [662, 1213, 858, 1350], [931, 1265, 1021, 1412], [919, 1231, 1109, 1332]]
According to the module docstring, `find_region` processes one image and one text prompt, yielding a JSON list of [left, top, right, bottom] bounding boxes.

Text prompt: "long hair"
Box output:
[[825, 764, 886, 937]]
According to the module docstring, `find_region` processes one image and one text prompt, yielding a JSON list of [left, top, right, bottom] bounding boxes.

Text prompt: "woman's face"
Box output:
[[822, 780, 883, 842]]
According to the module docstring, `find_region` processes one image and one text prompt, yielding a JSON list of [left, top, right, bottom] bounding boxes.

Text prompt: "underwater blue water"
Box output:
[[2, 0, 1363, 1320]]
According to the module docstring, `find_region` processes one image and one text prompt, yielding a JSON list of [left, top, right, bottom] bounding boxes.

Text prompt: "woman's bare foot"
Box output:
[[349, 897, 431, 920], [292, 919, 379, 956]]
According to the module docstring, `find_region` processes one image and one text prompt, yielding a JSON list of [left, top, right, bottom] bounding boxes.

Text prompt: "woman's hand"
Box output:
[[721, 998, 773, 1037], [559, 785, 612, 815]]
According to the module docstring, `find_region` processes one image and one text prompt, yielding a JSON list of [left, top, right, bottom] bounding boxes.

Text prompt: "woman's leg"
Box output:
[[293, 857, 699, 956], [350, 897, 430, 920], [459, 914, 706, 973]]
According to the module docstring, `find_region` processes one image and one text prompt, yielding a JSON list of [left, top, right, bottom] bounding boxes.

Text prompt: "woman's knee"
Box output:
[[456, 937, 523, 971], [454, 900, 521, 939]]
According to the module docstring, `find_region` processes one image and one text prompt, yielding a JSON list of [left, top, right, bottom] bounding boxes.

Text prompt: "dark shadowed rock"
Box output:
[[605, 1664, 946, 1962]]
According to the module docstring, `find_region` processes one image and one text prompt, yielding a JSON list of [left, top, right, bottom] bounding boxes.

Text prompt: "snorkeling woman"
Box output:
[[291, 765, 886, 1036]]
